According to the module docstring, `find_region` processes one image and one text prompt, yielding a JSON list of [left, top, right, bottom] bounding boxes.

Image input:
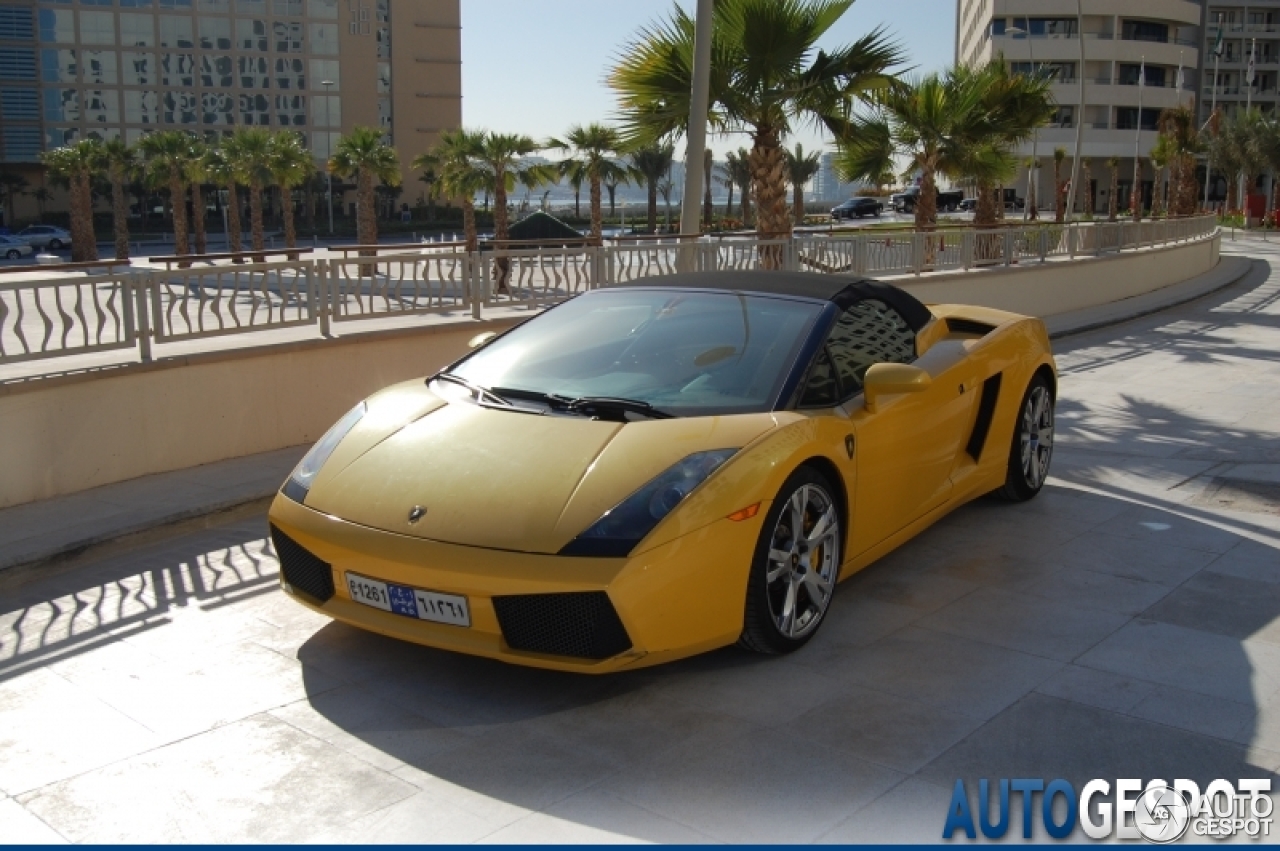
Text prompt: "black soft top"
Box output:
[[610, 270, 934, 332]]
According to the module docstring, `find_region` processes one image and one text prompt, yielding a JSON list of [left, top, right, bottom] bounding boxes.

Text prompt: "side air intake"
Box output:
[[270, 524, 335, 603], [492, 592, 632, 660]]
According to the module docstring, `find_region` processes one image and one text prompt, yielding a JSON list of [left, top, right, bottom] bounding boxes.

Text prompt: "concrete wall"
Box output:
[[0, 233, 1219, 509]]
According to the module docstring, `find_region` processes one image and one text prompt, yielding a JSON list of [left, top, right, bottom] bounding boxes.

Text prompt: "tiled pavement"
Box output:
[[1, 240, 1279, 842]]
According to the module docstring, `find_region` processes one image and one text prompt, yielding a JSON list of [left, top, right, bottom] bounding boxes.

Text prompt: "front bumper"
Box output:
[[267, 493, 767, 673]]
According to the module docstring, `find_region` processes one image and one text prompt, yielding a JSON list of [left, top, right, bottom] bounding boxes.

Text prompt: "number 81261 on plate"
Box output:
[[345, 572, 470, 627]]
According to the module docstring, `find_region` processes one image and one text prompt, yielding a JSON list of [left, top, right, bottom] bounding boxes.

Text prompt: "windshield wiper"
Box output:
[[490, 386, 575, 407], [564, 396, 674, 420], [430, 372, 512, 407]]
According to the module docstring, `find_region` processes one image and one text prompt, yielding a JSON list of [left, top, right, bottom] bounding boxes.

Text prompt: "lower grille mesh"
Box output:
[[270, 524, 335, 603], [492, 592, 632, 660]]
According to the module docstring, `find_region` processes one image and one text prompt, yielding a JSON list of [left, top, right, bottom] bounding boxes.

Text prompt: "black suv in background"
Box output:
[[830, 197, 884, 220]]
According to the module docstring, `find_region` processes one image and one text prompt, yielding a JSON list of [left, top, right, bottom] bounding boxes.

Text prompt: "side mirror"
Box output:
[[468, 331, 498, 349], [864, 363, 931, 413]]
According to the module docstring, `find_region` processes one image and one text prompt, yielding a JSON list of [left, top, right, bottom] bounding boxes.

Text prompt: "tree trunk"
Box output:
[[357, 168, 377, 275], [81, 175, 98, 261], [702, 149, 713, 230], [1054, 160, 1065, 222], [111, 172, 130, 261], [724, 183, 734, 219], [282, 186, 297, 257], [914, 167, 938, 229], [748, 128, 788, 252], [493, 167, 510, 293], [589, 175, 602, 243], [250, 179, 265, 252], [191, 182, 207, 254], [70, 174, 95, 262], [1226, 172, 1237, 212], [461, 196, 477, 252], [1108, 165, 1118, 221], [647, 181, 658, 233], [973, 180, 1001, 262], [169, 174, 189, 257], [226, 183, 243, 254], [1027, 162, 1038, 221], [792, 182, 804, 226], [606, 185, 616, 219], [740, 183, 751, 228], [573, 187, 580, 219], [1082, 162, 1093, 217], [1131, 158, 1143, 222]]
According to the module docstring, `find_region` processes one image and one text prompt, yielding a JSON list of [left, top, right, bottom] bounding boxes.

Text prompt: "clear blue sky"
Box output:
[[459, 0, 956, 158]]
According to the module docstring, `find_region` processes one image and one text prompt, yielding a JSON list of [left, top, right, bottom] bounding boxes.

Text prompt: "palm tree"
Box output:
[[97, 138, 136, 260], [185, 137, 210, 254], [412, 151, 440, 222], [429, 128, 487, 251], [472, 132, 548, 247], [627, 142, 675, 234], [1107, 156, 1120, 221], [1155, 105, 1205, 217], [1025, 158, 1038, 221], [609, 0, 904, 247], [837, 61, 1054, 230], [717, 160, 736, 219], [204, 144, 243, 253], [1080, 157, 1093, 219], [42, 141, 99, 262], [604, 171, 627, 219], [224, 128, 275, 252], [1208, 107, 1266, 213], [784, 143, 821, 225], [1149, 137, 1170, 218], [329, 126, 401, 257], [1053, 147, 1067, 222], [269, 132, 312, 253], [548, 123, 628, 242], [657, 177, 675, 230], [138, 130, 194, 257], [33, 186, 50, 219], [727, 147, 753, 225], [0, 171, 29, 229]]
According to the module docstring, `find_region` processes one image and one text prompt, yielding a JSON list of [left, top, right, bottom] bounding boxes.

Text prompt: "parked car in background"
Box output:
[[958, 193, 1026, 213], [890, 186, 965, 214], [830, 197, 884, 220], [16, 225, 72, 251], [0, 235, 33, 259]]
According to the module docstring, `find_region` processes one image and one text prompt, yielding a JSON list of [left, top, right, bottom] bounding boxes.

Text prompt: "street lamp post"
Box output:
[[322, 79, 335, 236], [1205, 14, 1222, 211], [1064, 0, 1086, 221], [678, 0, 713, 270]]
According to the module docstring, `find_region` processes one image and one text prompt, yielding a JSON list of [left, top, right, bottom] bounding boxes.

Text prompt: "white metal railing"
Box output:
[[0, 215, 1219, 368]]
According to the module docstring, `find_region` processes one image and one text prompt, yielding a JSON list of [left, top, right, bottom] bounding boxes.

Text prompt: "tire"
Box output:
[[994, 373, 1055, 502], [739, 466, 842, 654], [5, 250, 18, 259], [48, 238, 63, 249]]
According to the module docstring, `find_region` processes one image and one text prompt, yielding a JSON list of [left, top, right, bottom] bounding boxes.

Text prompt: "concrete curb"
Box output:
[[1045, 256, 1253, 339]]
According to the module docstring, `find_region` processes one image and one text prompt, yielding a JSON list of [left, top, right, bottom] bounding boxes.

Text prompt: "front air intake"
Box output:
[[270, 524, 335, 603], [492, 592, 632, 660]]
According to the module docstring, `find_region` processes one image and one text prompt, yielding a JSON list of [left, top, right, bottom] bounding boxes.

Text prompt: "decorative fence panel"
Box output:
[[148, 259, 317, 344], [0, 272, 138, 364], [482, 247, 597, 308], [328, 251, 472, 323]]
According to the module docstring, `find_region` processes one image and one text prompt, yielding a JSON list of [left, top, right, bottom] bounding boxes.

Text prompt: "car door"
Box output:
[[823, 299, 972, 557]]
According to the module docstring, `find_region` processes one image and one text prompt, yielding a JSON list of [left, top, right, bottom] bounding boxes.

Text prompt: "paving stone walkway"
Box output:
[[0, 239, 1278, 843]]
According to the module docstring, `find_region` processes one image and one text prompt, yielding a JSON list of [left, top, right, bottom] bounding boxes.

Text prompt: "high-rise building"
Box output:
[[811, 151, 863, 203], [0, 0, 459, 222], [956, 0, 1201, 214]]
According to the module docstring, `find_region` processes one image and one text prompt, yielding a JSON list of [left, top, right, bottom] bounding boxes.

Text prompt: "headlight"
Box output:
[[280, 401, 366, 504], [559, 449, 738, 557]]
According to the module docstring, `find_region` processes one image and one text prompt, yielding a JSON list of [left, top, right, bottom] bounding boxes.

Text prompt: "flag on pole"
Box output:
[[1213, 16, 1225, 57], [1138, 59, 1145, 88], [1176, 62, 1185, 92], [1248, 38, 1257, 85]]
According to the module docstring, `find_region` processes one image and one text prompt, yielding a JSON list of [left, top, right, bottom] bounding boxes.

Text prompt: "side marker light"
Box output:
[[727, 503, 761, 522]]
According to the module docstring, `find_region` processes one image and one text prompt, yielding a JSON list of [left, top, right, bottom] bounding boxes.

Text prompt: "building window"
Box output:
[[0, 6, 36, 40], [237, 54, 268, 87], [276, 92, 304, 125], [376, 60, 390, 93], [199, 52, 231, 86], [0, 47, 38, 80], [43, 86, 78, 120], [196, 0, 227, 9], [1028, 18, 1077, 36], [39, 47, 75, 81], [377, 96, 389, 127], [1, 87, 39, 119], [309, 58, 336, 88], [158, 15, 193, 48], [201, 90, 234, 123], [82, 49, 117, 84], [235, 0, 265, 12], [237, 91, 269, 124], [123, 87, 159, 122], [160, 51, 193, 85], [119, 0, 156, 7], [46, 126, 80, 149], [306, 0, 335, 18], [1050, 106, 1074, 128], [198, 16, 230, 49], [308, 21, 336, 54], [120, 13, 155, 46], [1118, 64, 1165, 87], [310, 129, 338, 159], [274, 55, 303, 89], [163, 89, 197, 123], [1121, 20, 1169, 43], [312, 92, 338, 126], [79, 10, 116, 44], [37, 9, 74, 42], [272, 20, 301, 52], [271, 0, 300, 14], [236, 18, 266, 50], [121, 50, 152, 83], [1116, 107, 1160, 130], [83, 88, 119, 123], [4, 125, 43, 160]]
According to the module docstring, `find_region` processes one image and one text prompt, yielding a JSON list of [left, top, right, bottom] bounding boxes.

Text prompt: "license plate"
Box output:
[[344, 572, 470, 627]]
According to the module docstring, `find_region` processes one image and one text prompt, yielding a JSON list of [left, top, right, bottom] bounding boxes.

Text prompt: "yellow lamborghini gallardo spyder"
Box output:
[[268, 271, 1056, 672]]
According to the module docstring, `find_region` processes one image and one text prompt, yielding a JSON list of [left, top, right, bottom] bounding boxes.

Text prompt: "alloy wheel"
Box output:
[[1020, 385, 1054, 489], [764, 484, 839, 639]]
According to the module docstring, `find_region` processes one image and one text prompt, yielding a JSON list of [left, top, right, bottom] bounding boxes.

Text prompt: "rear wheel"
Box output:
[[739, 467, 841, 654], [48, 238, 63, 249], [995, 374, 1055, 502], [5, 250, 18, 259]]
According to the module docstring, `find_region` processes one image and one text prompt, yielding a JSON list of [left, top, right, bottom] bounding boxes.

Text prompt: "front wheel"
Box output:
[[47, 238, 63, 250], [5, 250, 19, 259], [739, 467, 842, 655], [995, 374, 1055, 502]]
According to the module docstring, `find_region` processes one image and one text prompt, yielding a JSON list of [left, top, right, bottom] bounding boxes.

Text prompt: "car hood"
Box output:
[[304, 385, 782, 554]]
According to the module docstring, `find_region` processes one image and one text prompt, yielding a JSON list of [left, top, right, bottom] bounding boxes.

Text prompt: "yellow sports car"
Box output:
[[268, 271, 1056, 672]]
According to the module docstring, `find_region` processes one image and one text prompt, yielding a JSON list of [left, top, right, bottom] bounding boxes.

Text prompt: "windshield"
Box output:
[[449, 288, 823, 417]]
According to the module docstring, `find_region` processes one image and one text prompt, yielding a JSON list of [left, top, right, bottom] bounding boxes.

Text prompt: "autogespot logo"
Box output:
[[943, 778, 1274, 842]]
